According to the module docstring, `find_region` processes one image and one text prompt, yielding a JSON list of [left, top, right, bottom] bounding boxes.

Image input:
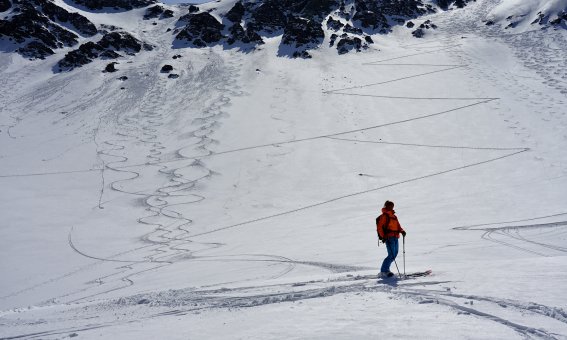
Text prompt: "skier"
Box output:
[[376, 200, 406, 278]]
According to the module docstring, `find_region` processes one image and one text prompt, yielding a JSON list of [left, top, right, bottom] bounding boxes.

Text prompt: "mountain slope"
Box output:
[[1, 0, 567, 338]]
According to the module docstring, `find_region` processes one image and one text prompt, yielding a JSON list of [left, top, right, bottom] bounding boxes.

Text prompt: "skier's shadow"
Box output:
[[377, 277, 400, 287]]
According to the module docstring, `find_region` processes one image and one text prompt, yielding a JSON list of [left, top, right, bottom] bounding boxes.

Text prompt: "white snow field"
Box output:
[[1, 0, 567, 338]]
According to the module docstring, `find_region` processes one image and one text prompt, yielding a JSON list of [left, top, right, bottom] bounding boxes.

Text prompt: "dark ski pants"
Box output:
[[381, 237, 399, 273]]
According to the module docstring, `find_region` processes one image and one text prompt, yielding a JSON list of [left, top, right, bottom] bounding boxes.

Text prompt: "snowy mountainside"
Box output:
[[1, 0, 567, 339], [486, 0, 567, 30]]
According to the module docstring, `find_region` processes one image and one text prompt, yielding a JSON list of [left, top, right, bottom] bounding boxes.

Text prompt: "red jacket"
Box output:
[[376, 208, 405, 239]]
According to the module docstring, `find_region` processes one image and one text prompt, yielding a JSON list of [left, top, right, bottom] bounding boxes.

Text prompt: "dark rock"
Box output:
[[282, 16, 324, 49], [58, 41, 103, 69], [337, 36, 362, 54], [99, 49, 122, 59], [118, 76, 128, 80], [192, 38, 206, 47], [161, 64, 173, 72], [168, 73, 179, 79], [344, 23, 363, 34], [352, 0, 429, 32], [99, 31, 148, 54], [35, 0, 97, 36], [144, 5, 164, 20], [419, 20, 436, 29], [454, 0, 466, 8], [104, 62, 118, 72], [436, 0, 471, 9], [406, 21, 415, 28], [144, 5, 174, 20], [172, 54, 182, 59], [57, 32, 147, 70], [98, 24, 121, 34], [17, 41, 54, 59], [329, 33, 338, 47], [227, 22, 245, 44], [188, 5, 199, 13], [244, 24, 264, 44], [531, 12, 548, 25], [485, 20, 494, 26], [0, 3, 79, 58], [227, 22, 264, 45], [292, 50, 312, 59], [250, 1, 286, 33], [70, 0, 156, 11], [326, 17, 344, 30], [412, 28, 425, 37], [0, 0, 11, 12], [550, 12, 566, 25], [364, 35, 374, 44], [226, 1, 245, 23], [353, 9, 388, 30], [176, 12, 225, 46], [301, 0, 338, 19]]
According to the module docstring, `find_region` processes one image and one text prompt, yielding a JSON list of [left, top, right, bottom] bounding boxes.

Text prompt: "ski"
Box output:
[[377, 270, 432, 281], [403, 269, 432, 278]]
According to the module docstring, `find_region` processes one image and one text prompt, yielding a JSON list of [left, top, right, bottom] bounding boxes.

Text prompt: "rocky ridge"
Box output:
[[0, 0, 97, 59], [7, 0, 547, 71], [172, 0, 448, 57]]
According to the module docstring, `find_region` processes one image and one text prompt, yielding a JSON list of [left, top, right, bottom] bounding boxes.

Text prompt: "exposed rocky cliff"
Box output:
[[0, 0, 485, 69]]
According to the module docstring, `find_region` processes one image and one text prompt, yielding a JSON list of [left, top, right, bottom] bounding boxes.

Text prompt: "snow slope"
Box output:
[[486, 0, 567, 31], [1, 0, 567, 338]]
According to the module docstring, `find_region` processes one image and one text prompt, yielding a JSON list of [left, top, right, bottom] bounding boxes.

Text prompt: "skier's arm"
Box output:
[[398, 221, 406, 237]]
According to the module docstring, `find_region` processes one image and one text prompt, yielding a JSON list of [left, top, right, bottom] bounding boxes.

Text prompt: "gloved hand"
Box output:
[[401, 230, 406, 237]]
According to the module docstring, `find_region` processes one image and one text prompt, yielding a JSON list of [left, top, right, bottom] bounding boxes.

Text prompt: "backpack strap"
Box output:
[[377, 213, 390, 239], [383, 214, 390, 239]]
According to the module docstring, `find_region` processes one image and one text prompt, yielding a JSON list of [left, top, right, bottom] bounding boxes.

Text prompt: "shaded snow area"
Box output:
[[1, 0, 567, 339]]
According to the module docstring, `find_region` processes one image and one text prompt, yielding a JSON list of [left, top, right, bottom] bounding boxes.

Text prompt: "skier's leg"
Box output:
[[381, 238, 394, 272], [391, 238, 399, 260]]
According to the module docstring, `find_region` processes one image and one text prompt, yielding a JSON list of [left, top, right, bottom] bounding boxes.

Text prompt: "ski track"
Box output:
[[4, 272, 567, 339], [2, 1, 567, 338]]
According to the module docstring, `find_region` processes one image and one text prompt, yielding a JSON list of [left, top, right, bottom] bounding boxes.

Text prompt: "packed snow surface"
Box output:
[[1, 0, 567, 339]]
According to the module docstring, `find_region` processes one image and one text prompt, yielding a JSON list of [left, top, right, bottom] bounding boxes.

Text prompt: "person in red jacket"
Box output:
[[376, 200, 406, 277]]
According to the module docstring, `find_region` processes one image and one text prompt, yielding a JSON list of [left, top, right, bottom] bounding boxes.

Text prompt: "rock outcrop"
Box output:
[[57, 32, 152, 71], [144, 5, 174, 20], [0, 0, 12, 12], [0, 0, 98, 59], [176, 12, 225, 47], [281, 16, 324, 50]]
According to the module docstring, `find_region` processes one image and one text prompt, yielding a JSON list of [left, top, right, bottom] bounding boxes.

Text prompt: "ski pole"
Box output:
[[403, 235, 406, 278]]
